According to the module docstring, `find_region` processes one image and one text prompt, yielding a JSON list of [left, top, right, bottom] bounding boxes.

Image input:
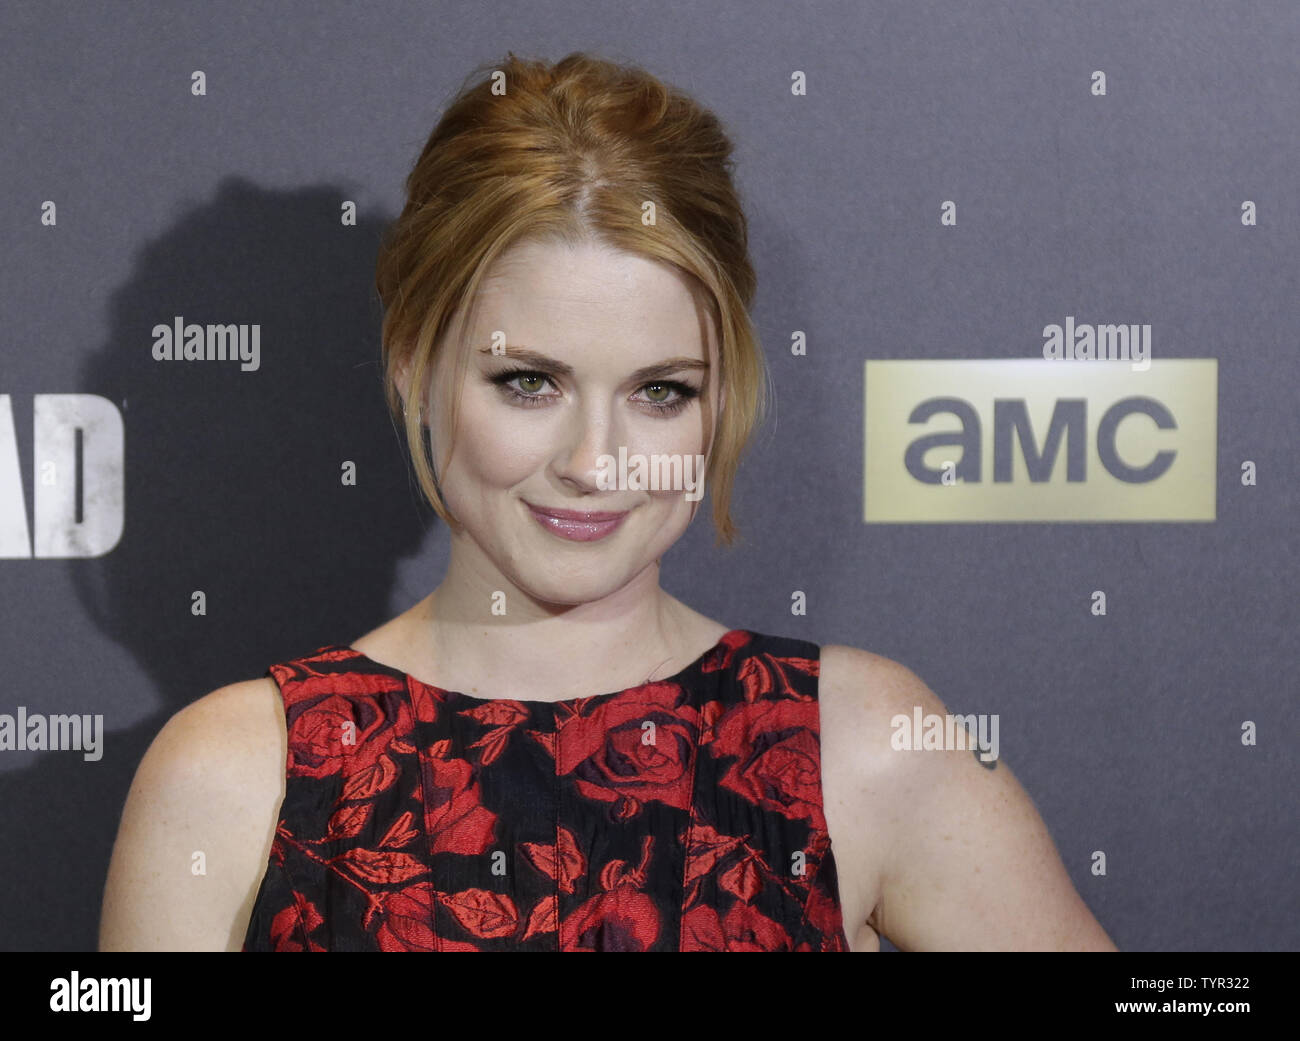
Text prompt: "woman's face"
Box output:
[[424, 237, 723, 608]]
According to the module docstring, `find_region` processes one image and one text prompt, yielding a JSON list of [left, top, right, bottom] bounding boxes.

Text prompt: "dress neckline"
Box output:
[[331, 628, 747, 709]]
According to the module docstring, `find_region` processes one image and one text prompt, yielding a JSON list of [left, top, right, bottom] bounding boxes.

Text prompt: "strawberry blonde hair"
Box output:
[[374, 51, 770, 546]]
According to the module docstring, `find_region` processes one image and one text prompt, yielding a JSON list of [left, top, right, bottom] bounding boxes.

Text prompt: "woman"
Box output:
[[100, 51, 1115, 951]]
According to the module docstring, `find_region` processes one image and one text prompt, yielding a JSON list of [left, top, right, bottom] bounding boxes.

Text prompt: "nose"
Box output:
[[549, 397, 624, 493]]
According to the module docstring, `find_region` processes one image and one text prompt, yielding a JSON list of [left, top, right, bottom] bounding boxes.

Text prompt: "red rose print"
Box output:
[[458, 699, 531, 766], [268, 897, 326, 952], [561, 886, 661, 951], [246, 635, 849, 951], [378, 810, 419, 850], [735, 652, 819, 702], [407, 679, 441, 724], [597, 835, 653, 891], [722, 901, 790, 951], [717, 852, 765, 904], [680, 903, 726, 951], [460, 700, 530, 728], [557, 682, 699, 816], [334, 847, 430, 886], [340, 752, 400, 801], [527, 728, 556, 760], [801, 857, 848, 949], [681, 818, 745, 885], [441, 888, 518, 940], [374, 883, 438, 951], [520, 825, 586, 894], [680, 900, 797, 952], [283, 652, 407, 703], [419, 748, 498, 855], [710, 698, 828, 824], [324, 803, 371, 840], [523, 895, 558, 939], [284, 685, 413, 784], [700, 629, 753, 674]]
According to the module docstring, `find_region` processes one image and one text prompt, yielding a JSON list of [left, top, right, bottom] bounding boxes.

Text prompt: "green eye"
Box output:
[[490, 367, 698, 417]]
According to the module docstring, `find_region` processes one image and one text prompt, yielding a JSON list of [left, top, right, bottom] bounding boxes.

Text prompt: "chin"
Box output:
[[512, 564, 638, 607]]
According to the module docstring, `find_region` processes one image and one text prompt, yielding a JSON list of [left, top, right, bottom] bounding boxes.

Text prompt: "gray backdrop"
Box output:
[[1, 0, 1295, 951]]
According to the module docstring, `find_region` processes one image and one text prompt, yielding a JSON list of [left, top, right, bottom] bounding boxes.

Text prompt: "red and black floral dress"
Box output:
[[242, 628, 849, 951]]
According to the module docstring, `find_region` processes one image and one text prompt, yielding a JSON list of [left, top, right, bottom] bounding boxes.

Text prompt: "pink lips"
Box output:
[[525, 502, 630, 542]]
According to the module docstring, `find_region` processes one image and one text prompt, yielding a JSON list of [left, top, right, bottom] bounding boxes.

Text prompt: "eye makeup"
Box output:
[[487, 366, 700, 416]]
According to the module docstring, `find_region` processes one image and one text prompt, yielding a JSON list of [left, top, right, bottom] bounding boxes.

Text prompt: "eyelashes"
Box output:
[[487, 367, 700, 417]]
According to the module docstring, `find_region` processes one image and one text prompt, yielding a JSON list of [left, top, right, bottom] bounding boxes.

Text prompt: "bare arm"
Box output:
[[99, 679, 286, 951], [834, 647, 1116, 951]]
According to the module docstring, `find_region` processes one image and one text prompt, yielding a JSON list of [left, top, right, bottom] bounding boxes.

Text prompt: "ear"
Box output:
[[394, 356, 429, 424], [397, 356, 415, 402]]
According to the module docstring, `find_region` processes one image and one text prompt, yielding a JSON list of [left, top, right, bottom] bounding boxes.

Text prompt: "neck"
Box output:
[[411, 549, 698, 701]]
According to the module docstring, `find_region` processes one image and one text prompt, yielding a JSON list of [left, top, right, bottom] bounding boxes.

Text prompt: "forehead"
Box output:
[[469, 238, 718, 360]]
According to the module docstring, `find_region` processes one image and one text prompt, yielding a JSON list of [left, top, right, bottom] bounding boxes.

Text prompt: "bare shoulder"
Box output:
[[817, 643, 1116, 951], [813, 645, 922, 950], [817, 643, 985, 845], [818, 644, 942, 767], [99, 678, 287, 952], [168, 677, 286, 760], [133, 677, 287, 807], [819, 644, 932, 710]]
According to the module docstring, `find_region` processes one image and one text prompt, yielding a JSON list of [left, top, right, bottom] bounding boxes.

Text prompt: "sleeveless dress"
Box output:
[[242, 628, 849, 951]]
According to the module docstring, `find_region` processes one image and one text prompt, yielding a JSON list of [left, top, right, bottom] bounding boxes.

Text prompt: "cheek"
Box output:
[[626, 417, 713, 514], [625, 408, 712, 458], [443, 394, 547, 491]]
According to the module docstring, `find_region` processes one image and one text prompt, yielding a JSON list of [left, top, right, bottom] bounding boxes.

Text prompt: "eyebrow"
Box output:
[[476, 344, 709, 383]]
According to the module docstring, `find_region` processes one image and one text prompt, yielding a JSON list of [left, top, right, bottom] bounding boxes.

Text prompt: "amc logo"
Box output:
[[863, 360, 1217, 522]]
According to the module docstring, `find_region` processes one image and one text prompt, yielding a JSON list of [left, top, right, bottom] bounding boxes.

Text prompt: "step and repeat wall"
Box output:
[[1, 2, 1295, 952]]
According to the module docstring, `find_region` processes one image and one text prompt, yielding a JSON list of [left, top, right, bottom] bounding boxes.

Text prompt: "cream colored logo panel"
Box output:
[[863, 360, 1217, 522]]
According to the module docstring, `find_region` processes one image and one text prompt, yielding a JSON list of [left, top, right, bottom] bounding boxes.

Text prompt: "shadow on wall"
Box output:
[[0, 178, 433, 950]]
